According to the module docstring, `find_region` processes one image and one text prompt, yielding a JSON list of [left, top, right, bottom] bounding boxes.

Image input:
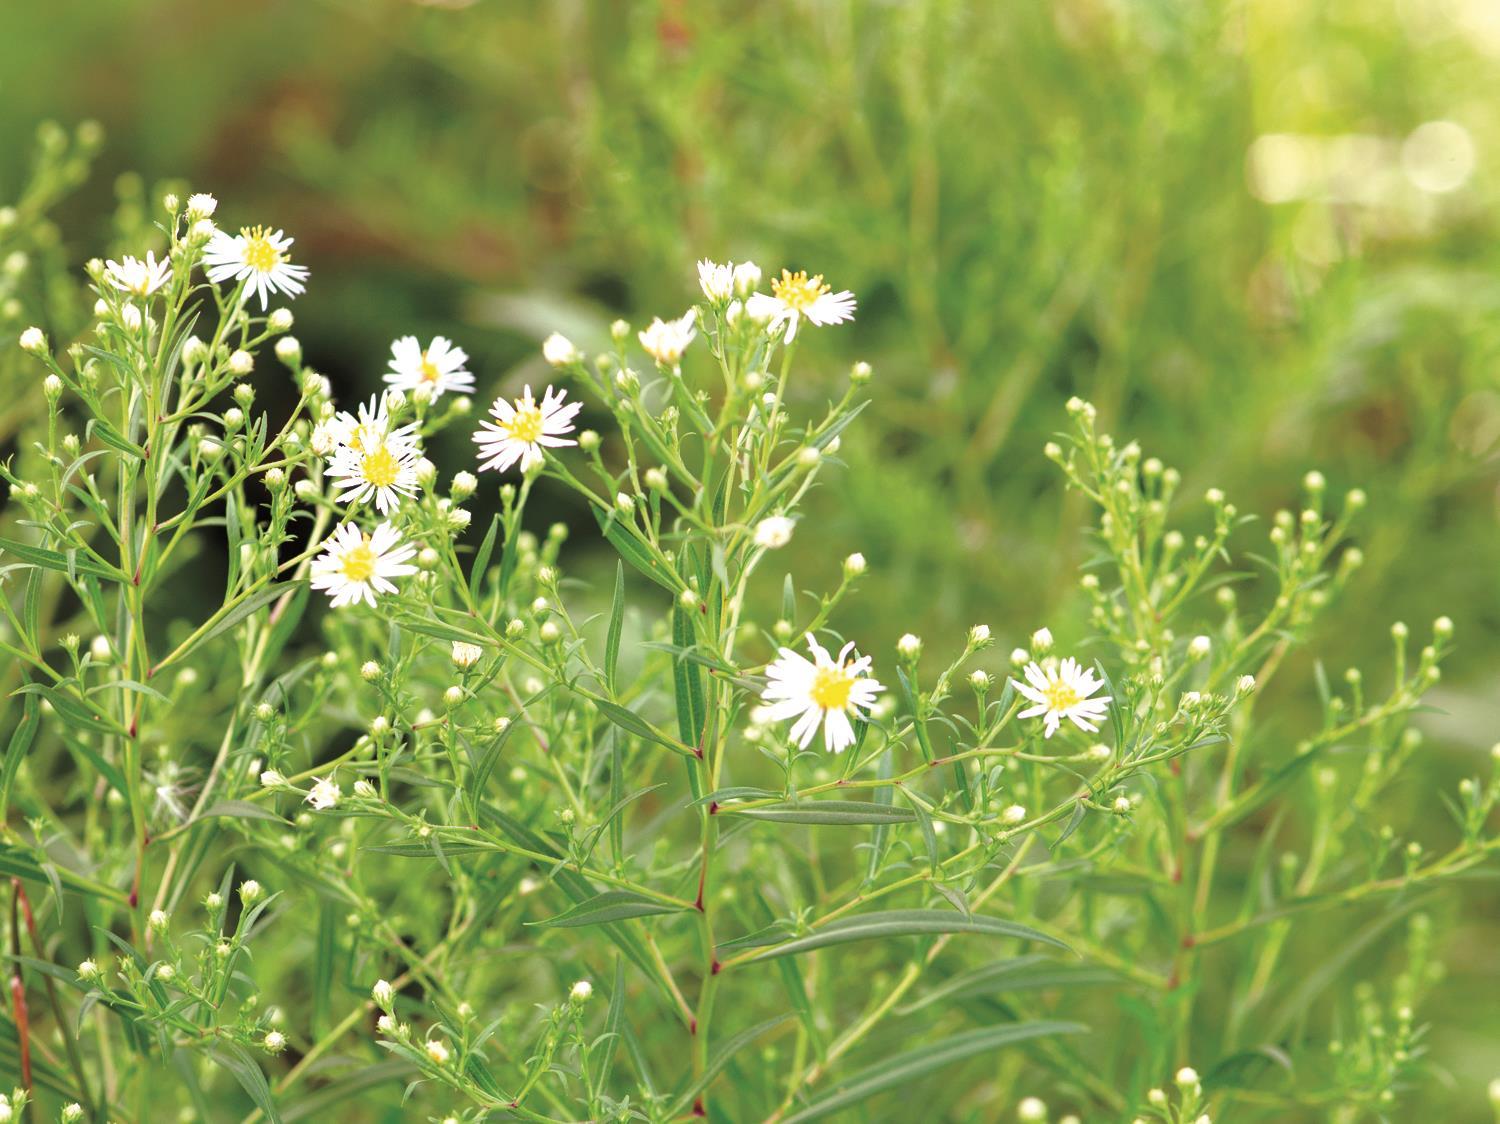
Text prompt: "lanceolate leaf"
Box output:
[[720, 800, 916, 826], [532, 890, 686, 928], [779, 1021, 1085, 1123], [667, 1015, 792, 1117], [745, 910, 1069, 962], [605, 560, 625, 692]]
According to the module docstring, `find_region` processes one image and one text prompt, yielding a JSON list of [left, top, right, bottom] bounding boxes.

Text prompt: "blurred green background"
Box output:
[[4, 0, 1499, 1114]]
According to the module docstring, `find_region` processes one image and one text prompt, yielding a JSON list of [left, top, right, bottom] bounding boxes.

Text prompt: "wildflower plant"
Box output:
[[0, 194, 1496, 1124]]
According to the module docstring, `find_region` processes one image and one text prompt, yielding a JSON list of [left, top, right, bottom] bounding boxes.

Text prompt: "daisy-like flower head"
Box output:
[[326, 402, 423, 515], [310, 521, 418, 608], [745, 269, 856, 343], [761, 633, 884, 754], [696, 259, 734, 303], [1011, 657, 1112, 739], [203, 224, 310, 309], [104, 252, 172, 298], [328, 394, 420, 457], [383, 335, 475, 399], [637, 310, 697, 367], [305, 776, 340, 810], [473, 384, 582, 474]]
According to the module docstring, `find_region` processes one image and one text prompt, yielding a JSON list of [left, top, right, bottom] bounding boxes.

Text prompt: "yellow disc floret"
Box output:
[[770, 269, 830, 311], [1043, 678, 1081, 712], [240, 226, 285, 273], [505, 401, 545, 444], [361, 445, 401, 489], [809, 665, 855, 711], [340, 538, 376, 583]]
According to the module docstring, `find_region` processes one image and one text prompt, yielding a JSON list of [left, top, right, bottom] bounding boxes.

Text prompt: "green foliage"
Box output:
[[3, 1, 1500, 1120]]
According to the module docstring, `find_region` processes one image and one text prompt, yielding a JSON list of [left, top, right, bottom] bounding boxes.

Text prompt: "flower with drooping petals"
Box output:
[[637, 310, 697, 367], [745, 269, 856, 342], [383, 335, 474, 399], [696, 259, 734, 302], [104, 252, 171, 298], [305, 776, 340, 810]]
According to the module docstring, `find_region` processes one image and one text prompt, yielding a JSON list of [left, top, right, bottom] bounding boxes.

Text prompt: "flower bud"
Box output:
[[275, 337, 301, 364], [1031, 627, 1054, 654], [542, 332, 581, 367], [897, 633, 922, 659], [843, 552, 867, 578], [268, 308, 294, 332], [19, 326, 46, 354]]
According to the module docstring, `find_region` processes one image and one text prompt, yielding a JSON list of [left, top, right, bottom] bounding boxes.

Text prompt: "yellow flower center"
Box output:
[[340, 539, 377, 583], [419, 352, 442, 382], [240, 225, 285, 273], [1043, 680, 1081, 712], [771, 269, 830, 312], [347, 422, 380, 454], [809, 665, 855, 711], [505, 402, 545, 444], [361, 445, 401, 489]]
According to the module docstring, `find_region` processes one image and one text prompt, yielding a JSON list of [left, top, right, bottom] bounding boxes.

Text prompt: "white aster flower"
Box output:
[[328, 394, 420, 455], [326, 423, 423, 515], [186, 193, 217, 219], [310, 521, 418, 608], [104, 252, 171, 298], [754, 515, 794, 549], [204, 224, 310, 309], [637, 310, 697, 367], [452, 641, 483, 669], [473, 384, 582, 474], [696, 259, 734, 302], [761, 634, 884, 754], [1011, 657, 1112, 738], [745, 269, 856, 342], [305, 776, 340, 810], [383, 335, 474, 399]]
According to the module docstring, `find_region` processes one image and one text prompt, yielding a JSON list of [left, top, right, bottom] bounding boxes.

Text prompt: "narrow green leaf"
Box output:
[[605, 560, 624, 693], [0, 536, 120, 581], [780, 1021, 1085, 1123], [187, 582, 293, 654], [667, 1014, 791, 1117], [746, 909, 1069, 962], [211, 1044, 283, 1124], [1, 695, 40, 819], [469, 513, 501, 601], [722, 800, 917, 826], [592, 697, 685, 755], [593, 507, 676, 592], [671, 600, 705, 749], [532, 890, 685, 928], [196, 801, 289, 826]]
